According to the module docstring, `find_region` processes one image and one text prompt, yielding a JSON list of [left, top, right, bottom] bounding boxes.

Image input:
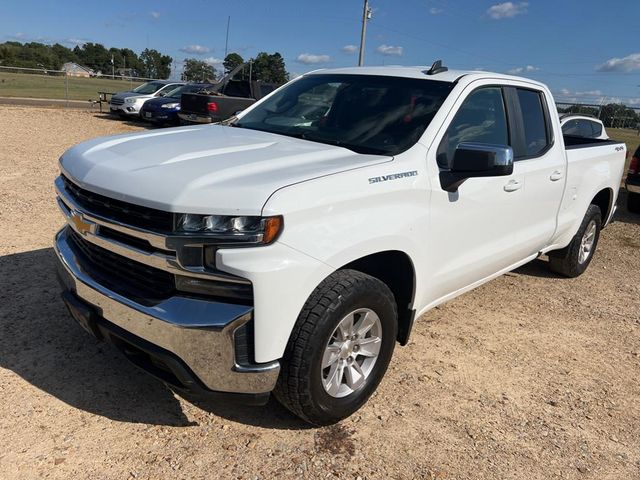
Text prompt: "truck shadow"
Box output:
[[0, 248, 308, 430], [613, 191, 640, 226]]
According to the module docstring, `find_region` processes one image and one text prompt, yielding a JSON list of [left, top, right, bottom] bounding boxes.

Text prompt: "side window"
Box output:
[[562, 119, 580, 136], [437, 87, 509, 168], [516, 89, 550, 157], [590, 121, 603, 137], [578, 120, 595, 138]]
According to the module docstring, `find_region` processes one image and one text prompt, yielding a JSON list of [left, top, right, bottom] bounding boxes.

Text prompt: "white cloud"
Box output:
[[376, 44, 403, 56], [507, 65, 539, 74], [487, 2, 528, 19], [597, 53, 640, 73], [202, 57, 224, 67], [64, 38, 88, 46], [180, 44, 211, 55], [150, 11, 161, 19], [341, 44, 358, 54], [296, 53, 331, 64], [429, 7, 443, 14]]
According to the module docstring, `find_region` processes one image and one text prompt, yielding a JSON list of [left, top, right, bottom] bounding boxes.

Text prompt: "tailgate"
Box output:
[[180, 93, 212, 115]]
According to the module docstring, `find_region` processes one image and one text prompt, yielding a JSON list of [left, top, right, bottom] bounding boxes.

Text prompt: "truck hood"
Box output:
[[60, 125, 391, 215]]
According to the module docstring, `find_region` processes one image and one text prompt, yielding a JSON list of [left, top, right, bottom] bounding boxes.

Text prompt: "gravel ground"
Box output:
[[0, 105, 639, 480]]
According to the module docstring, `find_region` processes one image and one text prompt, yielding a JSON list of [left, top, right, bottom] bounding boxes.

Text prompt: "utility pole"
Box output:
[[358, 0, 372, 66], [224, 16, 231, 60]]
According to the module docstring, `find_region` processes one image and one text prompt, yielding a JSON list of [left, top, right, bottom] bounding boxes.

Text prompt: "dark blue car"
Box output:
[[140, 83, 215, 126]]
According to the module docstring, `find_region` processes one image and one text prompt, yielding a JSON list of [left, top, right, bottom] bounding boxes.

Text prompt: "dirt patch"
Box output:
[[314, 425, 356, 457], [0, 105, 639, 479]]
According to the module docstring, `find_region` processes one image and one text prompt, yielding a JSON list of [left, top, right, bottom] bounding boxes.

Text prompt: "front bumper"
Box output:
[[110, 103, 141, 115], [141, 108, 177, 123], [54, 226, 280, 397]]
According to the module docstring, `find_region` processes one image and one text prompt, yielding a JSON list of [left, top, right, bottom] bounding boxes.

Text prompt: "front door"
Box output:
[[424, 84, 529, 302]]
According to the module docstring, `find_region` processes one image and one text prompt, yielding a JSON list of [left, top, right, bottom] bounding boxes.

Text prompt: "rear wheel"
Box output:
[[274, 270, 397, 425], [548, 204, 602, 278], [627, 191, 640, 214]]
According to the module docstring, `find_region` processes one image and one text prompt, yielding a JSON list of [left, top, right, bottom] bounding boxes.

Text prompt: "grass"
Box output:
[[0, 72, 144, 101]]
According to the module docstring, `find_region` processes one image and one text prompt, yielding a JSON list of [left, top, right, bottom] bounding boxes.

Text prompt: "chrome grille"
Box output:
[[61, 175, 174, 232]]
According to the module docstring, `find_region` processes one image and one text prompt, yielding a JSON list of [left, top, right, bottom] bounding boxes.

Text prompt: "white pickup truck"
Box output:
[[54, 63, 626, 425]]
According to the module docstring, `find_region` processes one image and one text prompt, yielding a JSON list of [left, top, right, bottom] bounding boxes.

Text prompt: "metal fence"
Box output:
[[555, 101, 640, 129], [0, 65, 163, 106]]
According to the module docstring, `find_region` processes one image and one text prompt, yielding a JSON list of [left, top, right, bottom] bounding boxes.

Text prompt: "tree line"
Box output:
[[0, 41, 172, 78], [182, 52, 289, 84], [0, 41, 290, 84]]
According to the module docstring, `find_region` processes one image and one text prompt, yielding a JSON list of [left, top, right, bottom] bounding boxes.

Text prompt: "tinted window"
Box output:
[[517, 89, 549, 157], [235, 74, 454, 156], [259, 84, 276, 98], [562, 119, 580, 136], [579, 120, 595, 138], [590, 121, 603, 137], [437, 87, 508, 167], [132, 81, 166, 94]]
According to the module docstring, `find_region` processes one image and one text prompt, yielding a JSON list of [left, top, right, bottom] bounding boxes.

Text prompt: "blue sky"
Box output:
[[1, 0, 639, 105]]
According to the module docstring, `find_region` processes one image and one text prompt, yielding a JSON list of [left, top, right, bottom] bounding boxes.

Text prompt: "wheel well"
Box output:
[[591, 188, 613, 225], [341, 251, 416, 346]]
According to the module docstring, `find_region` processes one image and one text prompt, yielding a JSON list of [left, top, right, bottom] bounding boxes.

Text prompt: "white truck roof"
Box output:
[[307, 65, 546, 88]]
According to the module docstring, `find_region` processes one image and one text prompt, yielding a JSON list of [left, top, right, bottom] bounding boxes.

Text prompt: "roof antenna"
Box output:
[[425, 60, 448, 75]]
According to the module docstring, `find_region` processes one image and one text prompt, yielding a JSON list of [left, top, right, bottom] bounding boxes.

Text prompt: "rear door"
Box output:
[[509, 87, 566, 257]]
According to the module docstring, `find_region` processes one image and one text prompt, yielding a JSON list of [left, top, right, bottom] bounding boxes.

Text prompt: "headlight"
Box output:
[[175, 214, 283, 245], [125, 97, 137, 104], [161, 102, 180, 109]]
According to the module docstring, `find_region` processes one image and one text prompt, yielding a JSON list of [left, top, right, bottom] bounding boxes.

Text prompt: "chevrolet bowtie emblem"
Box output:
[[70, 211, 93, 236]]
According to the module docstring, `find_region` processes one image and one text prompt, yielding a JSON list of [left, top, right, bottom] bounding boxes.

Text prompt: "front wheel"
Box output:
[[548, 204, 602, 278], [274, 270, 397, 425]]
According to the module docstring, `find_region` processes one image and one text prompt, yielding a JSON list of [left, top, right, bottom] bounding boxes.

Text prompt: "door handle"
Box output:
[[503, 180, 522, 192], [550, 170, 564, 181]]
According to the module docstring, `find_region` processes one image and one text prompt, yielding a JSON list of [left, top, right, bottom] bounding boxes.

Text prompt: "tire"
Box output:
[[548, 204, 602, 278], [628, 191, 640, 214], [274, 269, 397, 426]]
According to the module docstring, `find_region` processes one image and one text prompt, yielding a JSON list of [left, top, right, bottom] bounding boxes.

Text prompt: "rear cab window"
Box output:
[[515, 88, 551, 159]]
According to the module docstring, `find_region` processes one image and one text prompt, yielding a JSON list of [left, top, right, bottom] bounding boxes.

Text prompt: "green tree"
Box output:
[[250, 52, 288, 83], [74, 42, 111, 73], [183, 58, 216, 82], [139, 48, 173, 79], [223, 52, 244, 73]]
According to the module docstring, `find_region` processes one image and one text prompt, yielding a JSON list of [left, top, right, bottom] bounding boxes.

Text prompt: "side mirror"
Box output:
[[439, 143, 513, 192], [157, 91, 166, 97]]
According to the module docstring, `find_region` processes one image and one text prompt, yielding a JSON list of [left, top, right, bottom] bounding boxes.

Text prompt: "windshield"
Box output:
[[234, 74, 454, 155], [132, 81, 165, 94]]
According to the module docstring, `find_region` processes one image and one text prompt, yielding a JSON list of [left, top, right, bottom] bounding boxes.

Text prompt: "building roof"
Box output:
[[61, 62, 94, 74]]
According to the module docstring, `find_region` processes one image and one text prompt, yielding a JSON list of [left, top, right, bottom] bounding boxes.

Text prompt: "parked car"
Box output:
[[54, 63, 626, 425], [560, 114, 608, 140], [626, 145, 640, 213], [140, 83, 215, 126], [110, 80, 185, 117], [178, 63, 280, 124]]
